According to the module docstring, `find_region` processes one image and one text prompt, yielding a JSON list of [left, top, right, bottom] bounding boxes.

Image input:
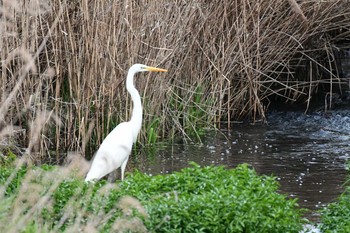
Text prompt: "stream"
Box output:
[[130, 110, 350, 222]]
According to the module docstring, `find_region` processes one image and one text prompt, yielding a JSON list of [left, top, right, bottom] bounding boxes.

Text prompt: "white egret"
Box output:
[[85, 64, 167, 182]]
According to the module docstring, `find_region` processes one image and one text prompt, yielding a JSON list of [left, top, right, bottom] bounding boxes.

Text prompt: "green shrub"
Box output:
[[319, 188, 350, 232], [119, 163, 304, 233], [0, 165, 27, 196], [319, 179, 350, 232], [0, 163, 304, 232]]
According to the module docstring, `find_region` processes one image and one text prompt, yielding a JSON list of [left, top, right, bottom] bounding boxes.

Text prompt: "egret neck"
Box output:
[[126, 69, 142, 143]]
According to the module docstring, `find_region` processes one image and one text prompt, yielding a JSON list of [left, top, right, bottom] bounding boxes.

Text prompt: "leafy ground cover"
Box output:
[[0, 161, 305, 232], [318, 164, 350, 233]]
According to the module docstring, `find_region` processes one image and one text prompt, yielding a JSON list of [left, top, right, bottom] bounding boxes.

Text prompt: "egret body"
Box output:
[[85, 64, 167, 182]]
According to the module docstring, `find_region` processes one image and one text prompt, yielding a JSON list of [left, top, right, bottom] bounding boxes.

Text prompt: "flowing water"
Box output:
[[130, 110, 350, 221]]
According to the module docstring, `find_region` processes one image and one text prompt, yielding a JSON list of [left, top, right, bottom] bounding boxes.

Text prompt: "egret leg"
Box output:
[[107, 170, 118, 183], [120, 158, 129, 181]]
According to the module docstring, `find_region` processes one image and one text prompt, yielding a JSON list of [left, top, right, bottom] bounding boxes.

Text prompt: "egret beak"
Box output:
[[145, 66, 168, 72]]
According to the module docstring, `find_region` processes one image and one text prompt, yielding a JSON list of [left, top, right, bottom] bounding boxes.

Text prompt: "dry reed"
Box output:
[[0, 160, 148, 232], [1, 0, 350, 162]]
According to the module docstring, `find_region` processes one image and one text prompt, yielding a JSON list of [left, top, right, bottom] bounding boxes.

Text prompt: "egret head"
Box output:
[[130, 64, 168, 73]]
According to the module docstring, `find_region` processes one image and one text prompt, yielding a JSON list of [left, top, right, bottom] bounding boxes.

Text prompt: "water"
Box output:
[[130, 110, 350, 221]]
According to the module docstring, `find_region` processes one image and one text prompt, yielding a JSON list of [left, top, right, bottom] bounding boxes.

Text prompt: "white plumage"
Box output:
[[85, 64, 167, 182]]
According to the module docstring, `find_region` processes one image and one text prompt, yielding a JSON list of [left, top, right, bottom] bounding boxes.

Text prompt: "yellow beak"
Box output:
[[145, 66, 168, 72]]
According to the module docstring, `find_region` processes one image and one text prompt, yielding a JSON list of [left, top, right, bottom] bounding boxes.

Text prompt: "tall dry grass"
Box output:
[[0, 158, 147, 232], [1, 0, 350, 162]]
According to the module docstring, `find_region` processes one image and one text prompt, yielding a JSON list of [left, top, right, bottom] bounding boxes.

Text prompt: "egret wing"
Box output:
[[85, 122, 133, 181]]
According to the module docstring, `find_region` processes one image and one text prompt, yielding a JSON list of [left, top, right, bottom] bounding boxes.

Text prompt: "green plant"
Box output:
[[319, 164, 350, 233], [0, 165, 27, 196], [0, 162, 305, 232], [166, 86, 215, 142], [319, 187, 350, 232], [119, 163, 305, 232], [0, 150, 17, 166], [147, 117, 161, 144]]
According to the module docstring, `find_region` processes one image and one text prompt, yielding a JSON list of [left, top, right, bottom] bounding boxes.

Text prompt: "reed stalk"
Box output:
[[1, 0, 350, 162]]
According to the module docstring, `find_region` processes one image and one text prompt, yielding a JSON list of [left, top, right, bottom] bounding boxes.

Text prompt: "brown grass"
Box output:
[[0, 161, 148, 232], [1, 0, 350, 162]]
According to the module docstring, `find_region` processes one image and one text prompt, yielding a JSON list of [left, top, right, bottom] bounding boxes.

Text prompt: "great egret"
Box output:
[[85, 64, 167, 182]]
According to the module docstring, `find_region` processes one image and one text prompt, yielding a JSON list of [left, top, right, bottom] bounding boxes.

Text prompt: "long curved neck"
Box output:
[[126, 70, 142, 143]]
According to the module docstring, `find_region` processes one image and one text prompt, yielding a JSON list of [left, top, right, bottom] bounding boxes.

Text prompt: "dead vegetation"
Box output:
[[0, 159, 148, 233], [1, 0, 350, 162]]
